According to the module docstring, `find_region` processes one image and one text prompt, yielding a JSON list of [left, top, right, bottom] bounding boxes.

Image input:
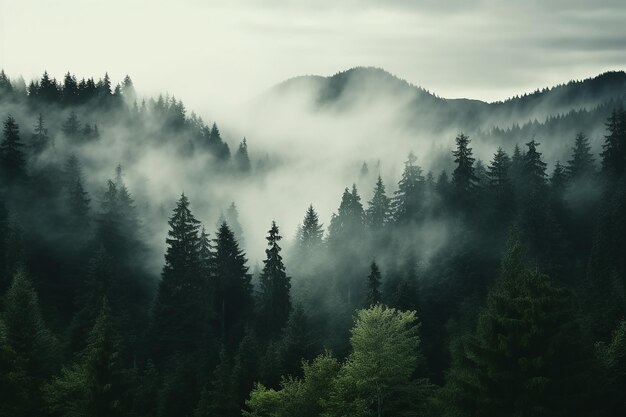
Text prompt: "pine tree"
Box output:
[[151, 194, 204, 358], [550, 161, 567, 192], [212, 222, 254, 344], [225, 202, 245, 248], [523, 139, 548, 189], [44, 299, 126, 417], [566, 132, 596, 181], [62, 111, 81, 139], [392, 152, 425, 224], [601, 108, 626, 180], [296, 204, 324, 252], [0, 115, 26, 180], [366, 175, 391, 230], [235, 138, 252, 173], [451, 133, 477, 201], [232, 329, 260, 407], [328, 184, 365, 246], [30, 114, 50, 153], [0, 70, 13, 95], [487, 147, 513, 222], [3, 270, 57, 416], [444, 236, 597, 417], [365, 261, 382, 307], [278, 305, 318, 379], [258, 221, 292, 339]]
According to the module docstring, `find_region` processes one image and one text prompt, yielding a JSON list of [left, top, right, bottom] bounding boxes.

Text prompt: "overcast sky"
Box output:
[[1, 0, 625, 119]]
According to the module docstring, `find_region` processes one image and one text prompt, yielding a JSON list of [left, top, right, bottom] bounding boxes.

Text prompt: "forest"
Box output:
[[0, 69, 625, 417]]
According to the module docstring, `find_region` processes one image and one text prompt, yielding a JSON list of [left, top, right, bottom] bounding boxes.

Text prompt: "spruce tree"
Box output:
[[365, 260, 382, 307], [451, 133, 477, 203], [444, 236, 596, 417], [601, 108, 626, 180], [366, 175, 391, 230], [258, 221, 292, 339], [225, 202, 245, 248], [62, 111, 81, 139], [30, 114, 50, 153], [278, 305, 318, 379], [0, 115, 26, 180], [296, 204, 324, 252], [328, 184, 365, 246], [392, 153, 425, 224], [212, 222, 254, 345], [487, 147, 514, 223], [151, 194, 204, 358], [235, 138, 252, 173], [3, 270, 57, 416], [566, 132, 596, 181]]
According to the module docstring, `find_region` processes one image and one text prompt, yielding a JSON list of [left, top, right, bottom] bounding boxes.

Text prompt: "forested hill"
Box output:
[[1, 68, 626, 417], [267, 67, 626, 141]]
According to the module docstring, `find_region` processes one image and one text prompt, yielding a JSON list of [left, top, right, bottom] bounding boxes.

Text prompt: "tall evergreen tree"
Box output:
[[601, 108, 626, 180], [296, 204, 324, 252], [366, 175, 391, 230], [151, 194, 204, 358], [365, 260, 382, 307], [3, 270, 57, 416], [62, 111, 81, 139], [258, 221, 291, 339], [0, 115, 26, 180], [392, 153, 425, 224], [328, 184, 365, 246], [212, 222, 253, 345], [30, 113, 51, 153], [451, 133, 477, 203], [444, 236, 597, 417], [235, 138, 252, 173], [566, 132, 596, 181]]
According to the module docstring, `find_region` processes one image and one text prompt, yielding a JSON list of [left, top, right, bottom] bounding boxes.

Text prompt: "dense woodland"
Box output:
[[1, 70, 626, 417]]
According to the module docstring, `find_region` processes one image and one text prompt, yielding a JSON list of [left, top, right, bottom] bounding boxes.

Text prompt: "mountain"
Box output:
[[264, 67, 626, 144]]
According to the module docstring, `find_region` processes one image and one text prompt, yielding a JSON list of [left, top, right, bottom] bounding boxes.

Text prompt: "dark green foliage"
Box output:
[[3, 270, 57, 416], [258, 221, 291, 339], [451, 133, 477, 205], [566, 132, 596, 181], [365, 261, 382, 307], [600, 108, 626, 179], [62, 111, 82, 139], [328, 184, 365, 246], [392, 153, 425, 223], [0, 115, 26, 180], [31, 113, 51, 153], [366, 175, 391, 230], [278, 305, 318, 379], [151, 194, 204, 358], [296, 204, 324, 252], [44, 300, 127, 417], [444, 236, 597, 417], [213, 222, 254, 345]]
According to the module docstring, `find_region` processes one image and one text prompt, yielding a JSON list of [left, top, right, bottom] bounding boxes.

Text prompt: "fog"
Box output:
[[1, 0, 626, 118]]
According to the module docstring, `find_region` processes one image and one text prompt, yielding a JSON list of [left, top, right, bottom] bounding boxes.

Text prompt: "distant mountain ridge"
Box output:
[[264, 66, 626, 147]]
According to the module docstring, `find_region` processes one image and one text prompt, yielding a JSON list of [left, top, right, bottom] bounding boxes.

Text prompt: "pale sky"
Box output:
[[1, 0, 625, 119]]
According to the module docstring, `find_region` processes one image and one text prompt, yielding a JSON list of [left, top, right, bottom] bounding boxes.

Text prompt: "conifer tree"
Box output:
[[258, 221, 292, 339], [566, 132, 596, 181], [44, 299, 126, 417], [444, 236, 596, 417], [278, 305, 318, 379], [3, 270, 57, 416], [366, 175, 391, 230], [225, 202, 245, 248], [523, 139, 548, 189], [601, 108, 626, 180], [328, 185, 365, 245], [30, 113, 50, 153], [0, 70, 13, 95], [235, 138, 252, 173], [151, 194, 204, 358], [365, 260, 382, 307], [62, 111, 81, 139], [451, 133, 477, 200], [392, 152, 425, 224], [296, 204, 324, 252], [0, 115, 26, 180], [212, 222, 254, 344]]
